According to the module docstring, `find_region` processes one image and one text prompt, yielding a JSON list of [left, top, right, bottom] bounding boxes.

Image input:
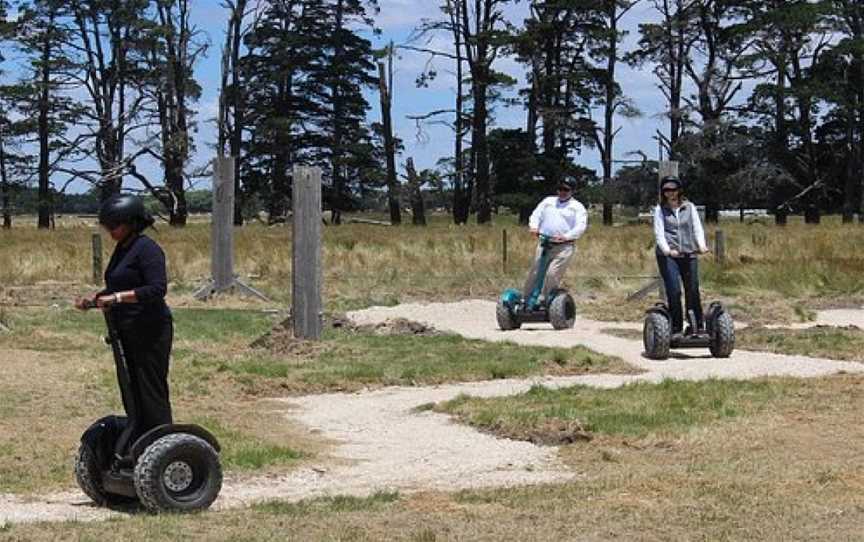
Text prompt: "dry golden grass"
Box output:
[[0, 308, 326, 494], [5, 374, 864, 541], [3, 212, 864, 319], [0, 305, 634, 494]]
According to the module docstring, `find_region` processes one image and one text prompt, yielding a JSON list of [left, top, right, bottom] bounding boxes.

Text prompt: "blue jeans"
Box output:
[[656, 251, 703, 333]]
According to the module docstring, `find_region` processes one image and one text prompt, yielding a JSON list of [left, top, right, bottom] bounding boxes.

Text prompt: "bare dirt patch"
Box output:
[[250, 315, 440, 356]]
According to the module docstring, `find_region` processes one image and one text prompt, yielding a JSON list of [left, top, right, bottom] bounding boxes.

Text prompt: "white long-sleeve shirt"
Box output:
[[528, 196, 588, 241], [653, 202, 708, 255]]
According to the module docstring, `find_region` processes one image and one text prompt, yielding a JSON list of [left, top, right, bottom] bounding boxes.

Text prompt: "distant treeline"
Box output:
[[3, 188, 214, 216]]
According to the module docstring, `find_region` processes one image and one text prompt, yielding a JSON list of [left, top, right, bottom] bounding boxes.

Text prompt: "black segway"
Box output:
[[75, 301, 223, 513], [643, 301, 735, 360], [496, 235, 576, 331]]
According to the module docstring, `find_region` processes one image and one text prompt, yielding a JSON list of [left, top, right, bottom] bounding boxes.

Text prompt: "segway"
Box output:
[[643, 301, 735, 360], [496, 235, 576, 331], [75, 301, 223, 513]]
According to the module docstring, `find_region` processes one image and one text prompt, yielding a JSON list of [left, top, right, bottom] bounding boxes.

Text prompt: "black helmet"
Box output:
[[557, 178, 577, 191], [660, 176, 682, 191], [99, 195, 154, 232]]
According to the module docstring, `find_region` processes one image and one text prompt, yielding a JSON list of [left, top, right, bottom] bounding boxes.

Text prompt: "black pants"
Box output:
[[656, 251, 703, 333], [114, 317, 173, 458]]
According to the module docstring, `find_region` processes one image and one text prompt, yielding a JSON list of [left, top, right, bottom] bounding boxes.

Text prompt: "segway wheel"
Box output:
[[549, 292, 576, 330], [643, 312, 671, 360], [74, 444, 136, 507], [709, 311, 735, 358], [496, 299, 521, 331], [134, 433, 222, 513]]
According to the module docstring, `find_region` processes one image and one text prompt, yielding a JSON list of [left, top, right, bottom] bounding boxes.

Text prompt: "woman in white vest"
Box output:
[[653, 176, 709, 336]]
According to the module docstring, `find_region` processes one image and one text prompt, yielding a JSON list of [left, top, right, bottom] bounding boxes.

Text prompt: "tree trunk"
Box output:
[[329, 0, 346, 226], [474, 78, 491, 224], [378, 58, 401, 225], [844, 111, 857, 223], [602, 0, 617, 227], [37, 21, 52, 230], [0, 134, 10, 229], [855, 4, 864, 224], [405, 158, 426, 226], [450, 0, 468, 225], [230, 0, 247, 226]]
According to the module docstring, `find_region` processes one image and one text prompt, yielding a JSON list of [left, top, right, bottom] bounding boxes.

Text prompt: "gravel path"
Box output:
[[2, 300, 862, 526]]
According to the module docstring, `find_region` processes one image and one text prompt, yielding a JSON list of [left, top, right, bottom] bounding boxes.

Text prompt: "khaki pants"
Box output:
[[522, 242, 575, 301]]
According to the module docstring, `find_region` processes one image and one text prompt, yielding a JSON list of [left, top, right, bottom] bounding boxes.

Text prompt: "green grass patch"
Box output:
[[191, 417, 305, 471], [0, 307, 275, 352], [253, 490, 400, 516], [737, 326, 864, 361], [172, 309, 276, 342], [437, 379, 800, 444], [216, 328, 635, 393]]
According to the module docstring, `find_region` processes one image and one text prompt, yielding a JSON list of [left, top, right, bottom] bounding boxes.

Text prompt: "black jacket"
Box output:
[[102, 234, 171, 328]]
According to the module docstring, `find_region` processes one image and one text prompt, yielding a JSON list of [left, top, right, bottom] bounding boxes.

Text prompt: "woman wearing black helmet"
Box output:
[[74, 195, 172, 465], [653, 177, 710, 337]]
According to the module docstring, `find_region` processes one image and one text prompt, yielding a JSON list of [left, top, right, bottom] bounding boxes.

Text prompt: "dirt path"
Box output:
[[2, 300, 862, 526], [349, 300, 864, 379]]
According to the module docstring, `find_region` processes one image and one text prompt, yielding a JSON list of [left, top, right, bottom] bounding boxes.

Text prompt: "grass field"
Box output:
[[4, 374, 864, 541], [2, 212, 863, 322], [0, 306, 629, 494], [2, 212, 864, 538]]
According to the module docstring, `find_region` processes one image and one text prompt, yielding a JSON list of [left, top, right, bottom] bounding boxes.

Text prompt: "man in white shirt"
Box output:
[[522, 179, 588, 305]]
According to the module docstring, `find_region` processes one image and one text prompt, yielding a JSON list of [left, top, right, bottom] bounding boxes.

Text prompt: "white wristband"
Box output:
[[114, 293, 121, 304]]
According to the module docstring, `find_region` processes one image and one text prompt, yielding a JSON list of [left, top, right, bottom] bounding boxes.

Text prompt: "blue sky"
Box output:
[[3, 0, 676, 194]]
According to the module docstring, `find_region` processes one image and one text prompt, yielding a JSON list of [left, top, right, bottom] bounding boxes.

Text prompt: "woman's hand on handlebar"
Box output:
[[96, 294, 119, 308], [74, 294, 97, 311]]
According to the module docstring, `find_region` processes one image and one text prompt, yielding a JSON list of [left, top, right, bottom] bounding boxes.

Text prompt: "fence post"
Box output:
[[212, 156, 235, 291], [193, 156, 269, 301], [502, 229, 508, 273], [658, 161, 679, 186], [91, 233, 102, 285], [292, 166, 323, 340], [715, 229, 726, 264]]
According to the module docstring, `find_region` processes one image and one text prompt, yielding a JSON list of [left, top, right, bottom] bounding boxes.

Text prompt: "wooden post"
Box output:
[[212, 156, 235, 291], [292, 166, 323, 340], [658, 161, 679, 182], [502, 229, 508, 273], [715, 229, 726, 264], [193, 156, 269, 301], [91, 233, 102, 285]]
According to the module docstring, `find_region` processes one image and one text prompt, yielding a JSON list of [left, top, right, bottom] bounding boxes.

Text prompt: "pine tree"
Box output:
[[312, 0, 379, 224], [240, 0, 327, 222], [15, 0, 82, 228]]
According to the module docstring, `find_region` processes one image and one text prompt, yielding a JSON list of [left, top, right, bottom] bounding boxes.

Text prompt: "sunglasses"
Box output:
[[662, 187, 679, 193], [557, 186, 572, 192]]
